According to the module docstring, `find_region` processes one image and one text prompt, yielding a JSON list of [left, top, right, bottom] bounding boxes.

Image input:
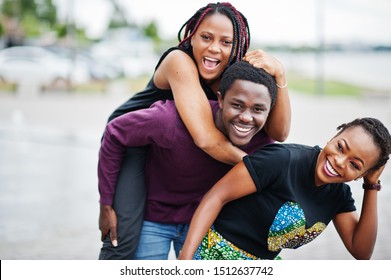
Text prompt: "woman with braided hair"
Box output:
[[98, 2, 291, 259]]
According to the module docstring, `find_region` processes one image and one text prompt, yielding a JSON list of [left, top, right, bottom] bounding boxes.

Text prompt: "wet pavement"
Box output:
[[0, 89, 390, 260]]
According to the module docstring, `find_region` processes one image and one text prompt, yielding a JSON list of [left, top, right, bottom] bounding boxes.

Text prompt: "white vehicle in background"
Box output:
[[90, 28, 158, 78], [44, 46, 123, 81], [0, 46, 90, 90]]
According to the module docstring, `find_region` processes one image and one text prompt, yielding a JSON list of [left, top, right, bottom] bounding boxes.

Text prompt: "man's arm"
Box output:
[[98, 102, 171, 245]]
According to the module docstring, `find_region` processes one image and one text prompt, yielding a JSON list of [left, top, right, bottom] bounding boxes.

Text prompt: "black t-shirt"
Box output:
[[107, 47, 216, 122], [214, 143, 356, 259]]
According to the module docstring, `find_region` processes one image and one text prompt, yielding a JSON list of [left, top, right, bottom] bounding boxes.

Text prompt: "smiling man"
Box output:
[[98, 61, 277, 259]]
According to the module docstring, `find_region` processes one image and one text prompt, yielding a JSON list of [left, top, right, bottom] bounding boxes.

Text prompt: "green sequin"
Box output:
[[194, 227, 281, 260]]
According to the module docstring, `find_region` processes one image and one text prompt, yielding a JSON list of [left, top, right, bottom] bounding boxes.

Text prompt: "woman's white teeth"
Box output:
[[205, 57, 219, 62], [203, 57, 219, 68], [326, 160, 339, 176]]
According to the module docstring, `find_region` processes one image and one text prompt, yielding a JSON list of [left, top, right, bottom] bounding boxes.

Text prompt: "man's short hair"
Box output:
[[220, 61, 277, 109]]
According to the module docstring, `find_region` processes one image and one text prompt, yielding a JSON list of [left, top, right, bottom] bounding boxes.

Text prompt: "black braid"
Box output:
[[336, 117, 391, 171], [178, 2, 250, 67]]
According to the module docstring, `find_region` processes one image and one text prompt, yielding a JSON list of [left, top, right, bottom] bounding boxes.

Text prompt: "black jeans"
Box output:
[[99, 146, 148, 260]]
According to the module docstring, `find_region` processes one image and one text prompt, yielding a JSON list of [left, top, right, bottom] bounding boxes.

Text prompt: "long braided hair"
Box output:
[[178, 2, 250, 67]]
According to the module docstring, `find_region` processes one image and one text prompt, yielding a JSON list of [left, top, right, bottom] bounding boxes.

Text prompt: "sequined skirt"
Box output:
[[193, 227, 261, 260]]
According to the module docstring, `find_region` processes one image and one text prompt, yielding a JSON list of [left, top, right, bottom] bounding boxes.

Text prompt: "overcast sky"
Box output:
[[54, 0, 391, 46]]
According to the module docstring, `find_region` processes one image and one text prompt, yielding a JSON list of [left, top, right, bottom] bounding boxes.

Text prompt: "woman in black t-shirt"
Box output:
[[179, 117, 391, 260]]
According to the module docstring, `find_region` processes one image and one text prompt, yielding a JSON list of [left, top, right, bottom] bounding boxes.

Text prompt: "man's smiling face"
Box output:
[[217, 79, 272, 147]]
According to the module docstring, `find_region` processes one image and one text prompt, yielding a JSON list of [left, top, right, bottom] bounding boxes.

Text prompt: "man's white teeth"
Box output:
[[234, 124, 251, 133], [326, 160, 339, 176]]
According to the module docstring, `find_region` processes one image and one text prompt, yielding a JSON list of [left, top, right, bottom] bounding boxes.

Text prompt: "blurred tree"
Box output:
[[0, 0, 91, 47], [36, 0, 57, 26], [1, 0, 57, 46], [108, 0, 130, 29], [143, 20, 160, 43]]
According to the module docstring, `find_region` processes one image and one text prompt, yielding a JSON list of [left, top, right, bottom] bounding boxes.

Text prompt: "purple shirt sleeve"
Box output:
[[98, 101, 176, 205]]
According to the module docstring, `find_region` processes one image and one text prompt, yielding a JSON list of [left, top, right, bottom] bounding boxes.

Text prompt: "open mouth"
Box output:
[[233, 123, 254, 136], [202, 57, 220, 69], [324, 159, 340, 177]]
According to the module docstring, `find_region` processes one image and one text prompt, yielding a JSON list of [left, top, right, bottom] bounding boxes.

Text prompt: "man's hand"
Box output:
[[99, 204, 118, 247]]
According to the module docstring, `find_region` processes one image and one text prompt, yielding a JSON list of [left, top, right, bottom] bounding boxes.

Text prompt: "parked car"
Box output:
[[0, 46, 90, 90], [44, 46, 123, 81], [90, 28, 158, 78]]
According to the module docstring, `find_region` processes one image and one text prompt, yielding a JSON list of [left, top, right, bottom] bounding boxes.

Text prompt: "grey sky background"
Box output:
[[54, 0, 391, 46]]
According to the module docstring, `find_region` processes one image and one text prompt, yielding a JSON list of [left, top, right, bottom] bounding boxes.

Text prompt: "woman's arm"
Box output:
[[333, 166, 385, 259], [178, 161, 257, 259], [244, 49, 291, 142], [154, 50, 246, 165]]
